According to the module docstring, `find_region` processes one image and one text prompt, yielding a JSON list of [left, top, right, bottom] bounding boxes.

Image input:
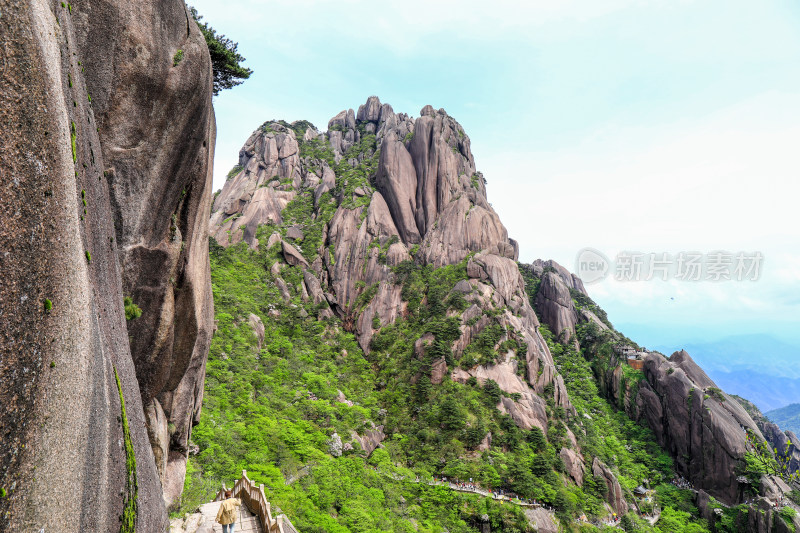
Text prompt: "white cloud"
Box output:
[[484, 90, 800, 342]]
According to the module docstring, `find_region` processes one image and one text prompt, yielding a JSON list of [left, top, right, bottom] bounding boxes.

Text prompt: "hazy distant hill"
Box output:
[[708, 371, 800, 412], [766, 403, 800, 434], [655, 334, 800, 411]]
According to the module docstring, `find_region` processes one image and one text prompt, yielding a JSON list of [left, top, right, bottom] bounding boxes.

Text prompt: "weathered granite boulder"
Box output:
[[524, 507, 559, 533], [534, 271, 579, 342], [532, 259, 588, 295], [560, 447, 585, 486], [248, 313, 265, 351], [351, 426, 386, 456]]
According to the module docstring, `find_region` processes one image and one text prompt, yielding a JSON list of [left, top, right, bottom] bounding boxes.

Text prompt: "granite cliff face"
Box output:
[[525, 260, 798, 518], [737, 396, 800, 488], [0, 0, 214, 530], [211, 96, 569, 437], [632, 350, 761, 503]]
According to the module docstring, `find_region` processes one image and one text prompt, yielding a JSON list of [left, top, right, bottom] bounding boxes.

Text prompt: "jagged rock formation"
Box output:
[[211, 96, 571, 441], [0, 0, 213, 530], [209, 97, 796, 531], [761, 424, 800, 475], [627, 350, 763, 504], [695, 488, 800, 533], [534, 271, 579, 343], [524, 260, 799, 518], [523, 260, 608, 341]]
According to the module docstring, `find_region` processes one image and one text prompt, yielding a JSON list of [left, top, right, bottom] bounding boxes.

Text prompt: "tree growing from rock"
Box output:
[[189, 6, 253, 95], [745, 429, 800, 486]]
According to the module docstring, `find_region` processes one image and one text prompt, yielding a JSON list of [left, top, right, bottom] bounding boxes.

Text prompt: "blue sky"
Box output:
[[193, 0, 800, 353]]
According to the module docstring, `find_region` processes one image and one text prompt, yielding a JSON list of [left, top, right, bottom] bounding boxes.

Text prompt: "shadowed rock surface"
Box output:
[[596, 347, 766, 505], [636, 351, 762, 504], [522, 259, 796, 519], [736, 395, 800, 483], [0, 0, 214, 530], [534, 271, 579, 343]]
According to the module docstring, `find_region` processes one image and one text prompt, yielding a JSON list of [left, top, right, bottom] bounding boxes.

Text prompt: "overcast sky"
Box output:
[[193, 0, 800, 351]]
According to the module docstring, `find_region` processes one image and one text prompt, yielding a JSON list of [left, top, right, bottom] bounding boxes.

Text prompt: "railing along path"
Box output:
[[214, 470, 297, 533]]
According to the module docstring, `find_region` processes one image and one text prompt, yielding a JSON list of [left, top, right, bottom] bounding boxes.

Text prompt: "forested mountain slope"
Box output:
[[767, 404, 800, 435], [185, 97, 799, 532]]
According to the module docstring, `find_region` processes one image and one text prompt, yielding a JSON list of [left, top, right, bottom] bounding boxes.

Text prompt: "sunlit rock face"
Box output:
[[210, 96, 569, 447], [210, 96, 789, 525]]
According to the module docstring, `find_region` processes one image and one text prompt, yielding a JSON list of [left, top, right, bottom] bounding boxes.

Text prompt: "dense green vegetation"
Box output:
[[123, 296, 141, 321], [181, 238, 531, 531], [181, 234, 714, 531], [180, 122, 723, 531], [114, 366, 138, 533]]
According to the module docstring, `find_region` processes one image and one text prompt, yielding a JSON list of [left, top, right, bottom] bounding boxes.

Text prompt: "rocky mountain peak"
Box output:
[[210, 96, 568, 433]]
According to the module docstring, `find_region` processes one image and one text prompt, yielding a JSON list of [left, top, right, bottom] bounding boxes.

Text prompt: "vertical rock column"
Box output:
[[71, 0, 216, 509], [0, 0, 165, 530]]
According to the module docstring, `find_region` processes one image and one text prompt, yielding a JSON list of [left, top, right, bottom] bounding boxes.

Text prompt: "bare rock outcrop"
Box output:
[[531, 259, 588, 295], [526, 257, 793, 515], [560, 447, 585, 486], [351, 426, 386, 456], [592, 457, 628, 516], [248, 313, 265, 350], [522, 259, 611, 346], [209, 97, 569, 440], [209, 122, 300, 248], [534, 271, 579, 342], [0, 0, 214, 529], [619, 350, 764, 504], [524, 507, 559, 533]]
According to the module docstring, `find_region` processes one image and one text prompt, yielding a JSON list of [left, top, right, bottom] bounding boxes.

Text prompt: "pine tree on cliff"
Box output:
[[189, 6, 253, 95]]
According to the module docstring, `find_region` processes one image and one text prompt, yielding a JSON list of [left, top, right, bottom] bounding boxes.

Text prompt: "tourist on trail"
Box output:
[[216, 490, 242, 533]]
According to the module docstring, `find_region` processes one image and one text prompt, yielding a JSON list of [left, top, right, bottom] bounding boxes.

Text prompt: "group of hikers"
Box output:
[[671, 474, 694, 489], [431, 476, 544, 507]]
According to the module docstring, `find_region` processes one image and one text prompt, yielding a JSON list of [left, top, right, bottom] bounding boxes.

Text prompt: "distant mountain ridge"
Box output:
[[766, 403, 800, 434], [654, 334, 800, 411], [707, 371, 800, 413], [656, 334, 800, 378]]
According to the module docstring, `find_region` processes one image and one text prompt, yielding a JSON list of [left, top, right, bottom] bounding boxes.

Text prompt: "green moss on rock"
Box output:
[[70, 121, 77, 163], [114, 366, 138, 533]]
